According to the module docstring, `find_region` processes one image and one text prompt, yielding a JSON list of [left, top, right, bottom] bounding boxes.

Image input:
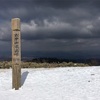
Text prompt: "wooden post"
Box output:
[[11, 18, 21, 90]]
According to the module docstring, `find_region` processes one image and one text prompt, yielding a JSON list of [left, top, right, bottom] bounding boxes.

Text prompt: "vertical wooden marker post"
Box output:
[[11, 18, 21, 90]]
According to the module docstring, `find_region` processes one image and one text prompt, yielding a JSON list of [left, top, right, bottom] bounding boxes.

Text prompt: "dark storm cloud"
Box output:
[[34, 0, 82, 8], [0, 0, 100, 41], [0, 0, 83, 8], [1, 0, 100, 58]]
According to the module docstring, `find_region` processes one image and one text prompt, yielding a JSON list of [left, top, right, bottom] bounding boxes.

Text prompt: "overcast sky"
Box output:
[[0, 0, 100, 59]]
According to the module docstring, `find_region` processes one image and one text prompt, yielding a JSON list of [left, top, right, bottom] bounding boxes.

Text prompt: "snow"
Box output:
[[0, 66, 100, 100]]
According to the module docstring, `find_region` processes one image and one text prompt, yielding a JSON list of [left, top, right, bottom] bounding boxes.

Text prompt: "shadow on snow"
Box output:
[[21, 71, 29, 86]]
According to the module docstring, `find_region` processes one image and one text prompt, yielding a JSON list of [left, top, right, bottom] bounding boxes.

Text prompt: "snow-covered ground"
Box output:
[[0, 66, 100, 100]]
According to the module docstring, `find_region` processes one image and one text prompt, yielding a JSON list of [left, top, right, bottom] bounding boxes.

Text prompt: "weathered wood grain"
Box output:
[[12, 18, 21, 90]]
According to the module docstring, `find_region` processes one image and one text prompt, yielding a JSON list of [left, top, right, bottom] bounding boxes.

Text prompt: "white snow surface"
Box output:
[[0, 66, 100, 100]]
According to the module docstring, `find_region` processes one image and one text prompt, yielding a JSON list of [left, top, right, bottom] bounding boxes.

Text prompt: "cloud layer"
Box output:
[[0, 0, 100, 58]]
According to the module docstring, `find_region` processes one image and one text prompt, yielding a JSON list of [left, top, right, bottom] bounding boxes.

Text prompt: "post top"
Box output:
[[11, 18, 20, 30], [12, 18, 20, 21], [12, 18, 20, 19]]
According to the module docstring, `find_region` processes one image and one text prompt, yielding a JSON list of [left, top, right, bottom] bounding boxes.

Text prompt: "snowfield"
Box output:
[[0, 66, 100, 100]]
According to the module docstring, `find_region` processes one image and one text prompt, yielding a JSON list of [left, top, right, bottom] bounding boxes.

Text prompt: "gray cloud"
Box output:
[[0, 0, 100, 58]]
